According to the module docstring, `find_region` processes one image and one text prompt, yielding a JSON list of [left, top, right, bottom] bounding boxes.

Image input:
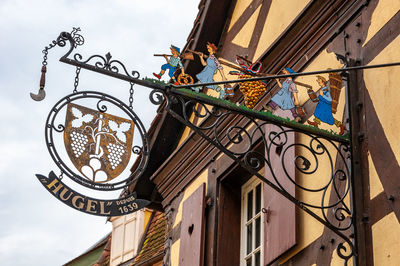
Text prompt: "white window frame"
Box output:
[[109, 210, 146, 266], [240, 177, 264, 266]]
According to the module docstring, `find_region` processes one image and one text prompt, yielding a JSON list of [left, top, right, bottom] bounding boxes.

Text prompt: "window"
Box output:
[[110, 210, 147, 266], [241, 177, 263, 266]]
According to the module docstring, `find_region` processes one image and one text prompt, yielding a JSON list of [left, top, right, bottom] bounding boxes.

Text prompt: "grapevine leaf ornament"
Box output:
[[71, 107, 94, 128], [109, 120, 131, 143]]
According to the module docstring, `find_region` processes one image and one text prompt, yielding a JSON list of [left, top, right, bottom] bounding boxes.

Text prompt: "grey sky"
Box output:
[[0, 0, 198, 265]]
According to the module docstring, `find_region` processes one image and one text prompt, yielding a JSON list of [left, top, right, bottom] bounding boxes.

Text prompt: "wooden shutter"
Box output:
[[264, 126, 296, 265], [110, 211, 145, 266], [179, 183, 206, 266]]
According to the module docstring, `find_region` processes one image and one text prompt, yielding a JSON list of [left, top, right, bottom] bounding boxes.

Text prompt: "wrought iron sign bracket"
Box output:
[[32, 29, 400, 265]]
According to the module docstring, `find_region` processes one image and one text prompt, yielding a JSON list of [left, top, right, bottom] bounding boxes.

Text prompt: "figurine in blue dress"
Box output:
[[307, 76, 345, 135], [265, 67, 301, 121], [192, 42, 227, 99]]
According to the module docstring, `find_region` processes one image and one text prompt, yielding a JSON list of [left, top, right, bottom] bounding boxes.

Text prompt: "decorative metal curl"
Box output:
[[96, 99, 108, 113], [177, 98, 224, 131], [149, 89, 166, 105], [165, 93, 354, 264], [71, 27, 84, 47], [53, 124, 65, 133], [72, 52, 140, 79], [52, 28, 140, 82], [243, 151, 265, 171], [132, 145, 142, 155], [337, 242, 354, 266]]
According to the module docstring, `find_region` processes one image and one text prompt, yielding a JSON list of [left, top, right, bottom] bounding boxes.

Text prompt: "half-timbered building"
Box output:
[[74, 0, 400, 265]]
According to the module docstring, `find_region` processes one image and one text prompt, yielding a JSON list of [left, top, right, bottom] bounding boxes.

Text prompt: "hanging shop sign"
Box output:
[[37, 171, 149, 216], [32, 28, 150, 216]]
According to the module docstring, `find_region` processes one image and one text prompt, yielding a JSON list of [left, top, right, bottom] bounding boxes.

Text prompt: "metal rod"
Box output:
[[173, 61, 400, 88], [170, 87, 350, 144], [60, 57, 166, 91]]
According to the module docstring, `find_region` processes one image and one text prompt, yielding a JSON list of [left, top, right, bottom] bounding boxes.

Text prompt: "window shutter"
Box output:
[[110, 216, 124, 266], [179, 183, 206, 266], [264, 127, 296, 265], [110, 211, 145, 266]]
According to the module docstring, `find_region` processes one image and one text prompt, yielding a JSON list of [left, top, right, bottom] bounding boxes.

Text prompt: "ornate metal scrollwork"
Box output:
[[164, 92, 354, 264], [73, 52, 140, 79], [38, 28, 369, 263], [149, 89, 166, 105]]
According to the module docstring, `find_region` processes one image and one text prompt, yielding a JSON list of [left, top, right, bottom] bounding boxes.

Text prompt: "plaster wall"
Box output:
[[372, 212, 400, 266], [231, 5, 261, 48], [253, 0, 310, 60], [228, 0, 254, 32], [363, 0, 400, 45], [368, 154, 384, 200], [226, 0, 310, 60], [362, 3, 400, 264], [177, 111, 195, 147], [364, 34, 400, 165]]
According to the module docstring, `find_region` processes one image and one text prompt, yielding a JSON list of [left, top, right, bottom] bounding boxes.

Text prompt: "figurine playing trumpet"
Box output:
[[153, 45, 191, 85]]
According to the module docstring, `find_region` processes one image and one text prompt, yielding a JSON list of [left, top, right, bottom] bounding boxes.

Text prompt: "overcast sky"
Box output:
[[0, 1, 199, 265]]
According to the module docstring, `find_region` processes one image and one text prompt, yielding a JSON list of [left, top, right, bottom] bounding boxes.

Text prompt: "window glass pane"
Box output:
[[247, 190, 253, 221], [255, 183, 261, 214], [247, 223, 252, 255], [255, 252, 260, 266], [246, 257, 252, 266], [255, 217, 261, 248]]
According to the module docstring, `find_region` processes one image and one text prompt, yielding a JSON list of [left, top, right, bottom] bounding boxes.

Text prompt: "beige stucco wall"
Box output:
[[363, 0, 400, 45], [231, 5, 261, 48], [372, 212, 400, 265], [253, 0, 310, 60], [364, 34, 400, 165], [227, 0, 310, 60], [368, 154, 384, 199], [170, 170, 208, 266], [177, 111, 195, 147], [331, 248, 353, 266], [363, 2, 400, 264]]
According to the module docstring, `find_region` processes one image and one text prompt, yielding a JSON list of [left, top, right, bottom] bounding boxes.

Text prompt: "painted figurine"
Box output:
[[307, 76, 346, 135], [264, 67, 301, 122], [153, 45, 185, 85], [192, 42, 227, 98]]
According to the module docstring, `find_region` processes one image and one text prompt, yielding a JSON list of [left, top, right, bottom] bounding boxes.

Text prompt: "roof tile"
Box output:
[[132, 211, 166, 265]]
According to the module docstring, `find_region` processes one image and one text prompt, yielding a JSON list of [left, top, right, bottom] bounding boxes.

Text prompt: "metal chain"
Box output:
[[73, 67, 81, 93], [129, 82, 134, 109], [41, 38, 59, 66], [42, 48, 49, 66]]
